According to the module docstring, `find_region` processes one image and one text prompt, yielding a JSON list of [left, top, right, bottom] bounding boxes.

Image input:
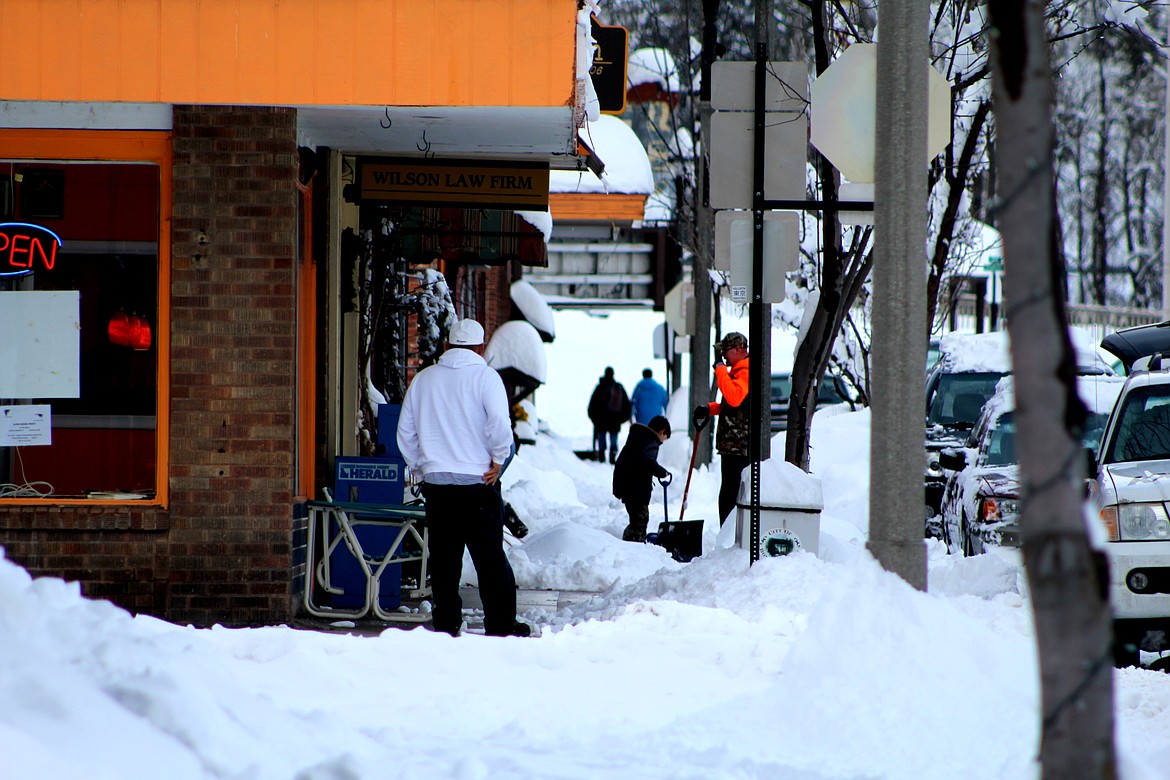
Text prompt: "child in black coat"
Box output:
[[612, 416, 672, 542]]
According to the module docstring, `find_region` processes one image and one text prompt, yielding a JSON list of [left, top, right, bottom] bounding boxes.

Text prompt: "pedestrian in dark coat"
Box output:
[[587, 366, 631, 464], [613, 416, 672, 542]]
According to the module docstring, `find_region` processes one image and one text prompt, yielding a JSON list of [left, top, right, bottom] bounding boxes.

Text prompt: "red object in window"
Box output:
[[129, 315, 152, 351], [107, 311, 131, 346]]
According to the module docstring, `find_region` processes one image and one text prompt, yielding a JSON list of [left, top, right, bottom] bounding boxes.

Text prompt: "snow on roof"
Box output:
[[550, 115, 654, 196], [1079, 374, 1126, 415], [938, 331, 1013, 373], [627, 47, 681, 93], [939, 330, 1117, 376], [511, 280, 556, 340], [484, 320, 548, 383], [515, 210, 552, 241], [967, 373, 1125, 420]]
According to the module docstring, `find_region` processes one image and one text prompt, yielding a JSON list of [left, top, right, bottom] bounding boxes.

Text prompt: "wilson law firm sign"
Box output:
[[356, 157, 550, 210]]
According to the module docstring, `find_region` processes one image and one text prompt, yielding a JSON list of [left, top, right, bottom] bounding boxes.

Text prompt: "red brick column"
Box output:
[[167, 105, 299, 624]]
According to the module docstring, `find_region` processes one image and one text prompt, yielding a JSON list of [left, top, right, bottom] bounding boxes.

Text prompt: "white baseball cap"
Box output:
[[448, 319, 485, 346]]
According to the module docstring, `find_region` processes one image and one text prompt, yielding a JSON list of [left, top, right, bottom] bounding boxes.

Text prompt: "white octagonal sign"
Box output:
[[810, 43, 949, 183]]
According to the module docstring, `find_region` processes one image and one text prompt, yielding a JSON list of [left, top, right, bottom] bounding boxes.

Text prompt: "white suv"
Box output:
[[1092, 354, 1170, 666]]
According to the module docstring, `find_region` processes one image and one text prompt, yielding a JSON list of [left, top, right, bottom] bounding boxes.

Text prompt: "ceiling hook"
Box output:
[[417, 129, 434, 157]]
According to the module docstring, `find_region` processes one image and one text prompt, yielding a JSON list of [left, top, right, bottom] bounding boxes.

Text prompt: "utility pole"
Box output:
[[865, 1, 928, 589], [1163, 7, 1170, 319], [692, 0, 720, 466], [745, 0, 775, 562]]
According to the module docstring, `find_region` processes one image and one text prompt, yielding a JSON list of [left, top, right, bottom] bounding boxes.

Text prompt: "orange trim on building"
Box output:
[[0, 129, 172, 508], [0, 0, 578, 108], [549, 193, 647, 222], [297, 180, 316, 499]]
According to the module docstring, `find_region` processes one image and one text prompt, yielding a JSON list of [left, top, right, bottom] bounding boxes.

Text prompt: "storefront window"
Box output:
[[1, 160, 162, 501]]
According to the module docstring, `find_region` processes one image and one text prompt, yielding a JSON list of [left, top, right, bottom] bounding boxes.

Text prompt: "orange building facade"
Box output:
[[0, 0, 591, 625]]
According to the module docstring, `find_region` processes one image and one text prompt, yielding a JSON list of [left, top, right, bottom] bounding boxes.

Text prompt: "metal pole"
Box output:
[[1163, 7, 1170, 320], [866, 1, 929, 589], [746, 0, 776, 564]]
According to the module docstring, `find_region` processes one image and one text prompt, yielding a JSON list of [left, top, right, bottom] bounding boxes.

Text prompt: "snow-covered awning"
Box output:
[[628, 48, 681, 93], [550, 115, 654, 196], [484, 320, 548, 383], [485, 320, 548, 407], [510, 281, 556, 342]]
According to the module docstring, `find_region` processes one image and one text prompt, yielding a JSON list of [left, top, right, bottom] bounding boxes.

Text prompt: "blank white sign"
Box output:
[[0, 290, 81, 398]]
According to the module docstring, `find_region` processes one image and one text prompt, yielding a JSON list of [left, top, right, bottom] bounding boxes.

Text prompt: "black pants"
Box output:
[[621, 501, 650, 542], [719, 454, 751, 527], [422, 482, 517, 636]]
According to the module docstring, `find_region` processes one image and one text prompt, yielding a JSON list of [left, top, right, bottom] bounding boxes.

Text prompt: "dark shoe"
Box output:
[[428, 620, 463, 637], [622, 524, 647, 543], [503, 503, 529, 539], [609, 451, 617, 464], [485, 620, 535, 637]]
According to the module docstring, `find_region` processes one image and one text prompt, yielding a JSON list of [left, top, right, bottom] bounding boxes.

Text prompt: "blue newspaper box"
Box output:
[[376, 403, 403, 458], [329, 456, 408, 609]]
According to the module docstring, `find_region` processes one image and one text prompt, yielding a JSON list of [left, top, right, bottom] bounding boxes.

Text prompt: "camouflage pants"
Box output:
[[621, 502, 650, 542]]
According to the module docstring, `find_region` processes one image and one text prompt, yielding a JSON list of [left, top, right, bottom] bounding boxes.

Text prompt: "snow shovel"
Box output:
[[654, 414, 708, 562], [646, 474, 670, 546], [679, 411, 710, 521]]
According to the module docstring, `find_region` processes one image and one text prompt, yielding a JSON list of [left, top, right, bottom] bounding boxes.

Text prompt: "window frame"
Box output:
[[0, 129, 172, 507]]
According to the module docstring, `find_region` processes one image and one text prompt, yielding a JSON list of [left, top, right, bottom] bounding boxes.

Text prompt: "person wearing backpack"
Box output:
[[587, 366, 631, 464], [612, 415, 672, 542]]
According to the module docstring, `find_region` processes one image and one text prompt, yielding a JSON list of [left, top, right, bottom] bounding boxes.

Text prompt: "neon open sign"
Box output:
[[0, 222, 62, 277]]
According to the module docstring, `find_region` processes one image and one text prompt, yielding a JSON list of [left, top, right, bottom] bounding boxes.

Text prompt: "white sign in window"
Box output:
[[0, 404, 52, 446], [0, 291, 81, 398]]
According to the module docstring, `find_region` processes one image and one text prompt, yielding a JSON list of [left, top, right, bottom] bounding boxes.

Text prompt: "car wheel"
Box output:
[[960, 512, 979, 557], [1147, 656, 1170, 673], [1113, 628, 1142, 668], [940, 509, 957, 553]]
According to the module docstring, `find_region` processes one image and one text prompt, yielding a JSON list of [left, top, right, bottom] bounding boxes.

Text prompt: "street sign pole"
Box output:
[[747, 0, 774, 564], [866, 2, 929, 590]]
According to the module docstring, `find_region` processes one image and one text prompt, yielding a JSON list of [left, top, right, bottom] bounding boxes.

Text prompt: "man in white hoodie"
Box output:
[[396, 318, 530, 637]]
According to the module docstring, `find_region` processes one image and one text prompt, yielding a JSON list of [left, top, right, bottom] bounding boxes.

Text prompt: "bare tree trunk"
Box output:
[[786, 0, 845, 472], [926, 99, 992, 332], [987, 2, 1116, 777], [1090, 60, 1110, 304], [689, 0, 720, 467]]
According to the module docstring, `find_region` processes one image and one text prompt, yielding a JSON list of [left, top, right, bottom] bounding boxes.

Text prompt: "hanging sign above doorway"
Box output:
[[355, 157, 550, 210]]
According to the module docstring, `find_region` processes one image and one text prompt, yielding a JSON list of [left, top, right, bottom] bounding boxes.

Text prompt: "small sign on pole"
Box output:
[[589, 18, 629, 115], [714, 210, 799, 303]]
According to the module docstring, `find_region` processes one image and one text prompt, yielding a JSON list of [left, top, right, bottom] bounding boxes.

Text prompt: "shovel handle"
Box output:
[[679, 420, 705, 522]]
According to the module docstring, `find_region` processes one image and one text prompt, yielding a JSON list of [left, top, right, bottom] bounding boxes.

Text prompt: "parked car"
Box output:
[[939, 374, 1124, 556], [1091, 353, 1170, 666], [770, 371, 853, 432], [1100, 320, 1170, 374], [924, 331, 1115, 532], [926, 337, 941, 372], [924, 333, 1013, 527]]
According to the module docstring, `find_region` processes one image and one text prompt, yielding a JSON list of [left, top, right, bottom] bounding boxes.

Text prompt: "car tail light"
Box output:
[[979, 497, 1020, 522]]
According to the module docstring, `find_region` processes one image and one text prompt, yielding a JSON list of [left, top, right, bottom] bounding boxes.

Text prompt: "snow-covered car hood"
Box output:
[[1101, 459, 1170, 503], [970, 465, 1019, 498], [925, 424, 968, 452]]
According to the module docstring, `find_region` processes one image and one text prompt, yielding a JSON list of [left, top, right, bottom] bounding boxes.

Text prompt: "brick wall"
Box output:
[[0, 107, 301, 627], [168, 105, 299, 624]]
